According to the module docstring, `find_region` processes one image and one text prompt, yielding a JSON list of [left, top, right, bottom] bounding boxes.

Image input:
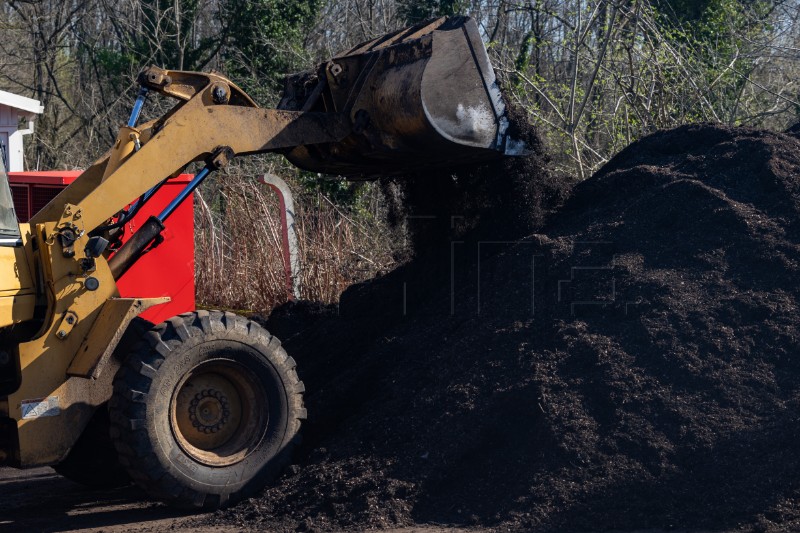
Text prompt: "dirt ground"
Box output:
[[0, 466, 223, 532], [0, 467, 480, 532], [1, 467, 727, 533], [1, 467, 483, 532]]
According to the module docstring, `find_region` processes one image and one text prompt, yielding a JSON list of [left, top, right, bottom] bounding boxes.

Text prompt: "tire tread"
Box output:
[[109, 310, 305, 510]]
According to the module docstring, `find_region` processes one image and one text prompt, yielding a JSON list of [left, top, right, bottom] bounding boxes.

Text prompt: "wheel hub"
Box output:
[[188, 389, 231, 433], [170, 360, 268, 467]]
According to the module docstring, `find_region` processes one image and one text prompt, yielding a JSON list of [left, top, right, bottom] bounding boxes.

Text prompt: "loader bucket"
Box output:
[[278, 16, 524, 178]]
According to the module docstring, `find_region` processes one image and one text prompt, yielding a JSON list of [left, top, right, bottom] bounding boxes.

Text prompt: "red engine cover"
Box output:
[[9, 171, 195, 324]]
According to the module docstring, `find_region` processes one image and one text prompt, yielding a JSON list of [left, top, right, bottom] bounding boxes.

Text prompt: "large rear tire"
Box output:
[[109, 310, 305, 510]]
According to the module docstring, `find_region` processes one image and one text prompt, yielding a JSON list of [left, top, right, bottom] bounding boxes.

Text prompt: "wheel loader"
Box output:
[[0, 16, 521, 509]]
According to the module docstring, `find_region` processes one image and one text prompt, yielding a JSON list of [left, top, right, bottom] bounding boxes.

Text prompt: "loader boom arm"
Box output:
[[32, 67, 351, 233]]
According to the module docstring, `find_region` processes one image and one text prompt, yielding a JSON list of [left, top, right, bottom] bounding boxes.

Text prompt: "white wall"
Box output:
[[0, 104, 36, 172]]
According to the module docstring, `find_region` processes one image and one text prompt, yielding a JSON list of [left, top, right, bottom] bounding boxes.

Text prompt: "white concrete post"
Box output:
[[259, 173, 301, 300]]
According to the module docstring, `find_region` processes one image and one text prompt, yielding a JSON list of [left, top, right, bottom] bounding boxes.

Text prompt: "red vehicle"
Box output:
[[9, 170, 194, 323]]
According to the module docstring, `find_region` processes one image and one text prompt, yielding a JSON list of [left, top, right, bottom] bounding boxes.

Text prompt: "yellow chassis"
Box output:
[[0, 67, 349, 467]]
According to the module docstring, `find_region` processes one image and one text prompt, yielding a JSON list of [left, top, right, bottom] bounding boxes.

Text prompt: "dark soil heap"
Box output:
[[215, 124, 800, 532]]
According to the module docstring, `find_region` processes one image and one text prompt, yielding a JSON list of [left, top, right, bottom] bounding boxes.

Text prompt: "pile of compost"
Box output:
[[214, 123, 800, 532]]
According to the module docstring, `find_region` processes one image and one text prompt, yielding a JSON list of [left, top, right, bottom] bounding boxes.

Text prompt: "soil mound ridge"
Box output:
[[215, 124, 800, 532]]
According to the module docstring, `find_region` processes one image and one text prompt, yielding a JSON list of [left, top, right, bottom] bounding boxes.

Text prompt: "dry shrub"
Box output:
[[195, 171, 402, 313]]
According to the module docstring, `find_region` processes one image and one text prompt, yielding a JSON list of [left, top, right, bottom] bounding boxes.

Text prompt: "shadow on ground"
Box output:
[[0, 467, 194, 532]]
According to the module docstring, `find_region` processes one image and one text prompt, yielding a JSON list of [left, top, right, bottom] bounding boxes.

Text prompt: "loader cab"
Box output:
[[0, 153, 22, 246], [0, 155, 35, 334], [0, 155, 32, 397]]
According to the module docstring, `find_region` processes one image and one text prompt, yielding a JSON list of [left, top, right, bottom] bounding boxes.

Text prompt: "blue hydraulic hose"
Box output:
[[127, 88, 149, 128], [158, 167, 212, 222]]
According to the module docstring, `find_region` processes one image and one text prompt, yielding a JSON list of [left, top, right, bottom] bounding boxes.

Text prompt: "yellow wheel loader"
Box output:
[[0, 16, 521, 509]]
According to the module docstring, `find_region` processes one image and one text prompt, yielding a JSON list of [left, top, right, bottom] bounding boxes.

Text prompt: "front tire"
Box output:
[[109, 311, 305, 510]]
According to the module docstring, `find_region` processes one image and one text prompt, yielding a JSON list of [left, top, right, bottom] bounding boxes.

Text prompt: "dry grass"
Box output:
[[195, 171, 403, 313]]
